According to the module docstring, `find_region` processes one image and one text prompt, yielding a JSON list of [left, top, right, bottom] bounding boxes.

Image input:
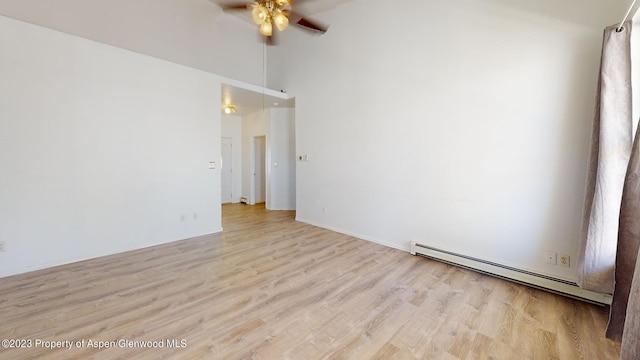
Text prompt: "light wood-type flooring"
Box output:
[[0, 204, 621, 359]]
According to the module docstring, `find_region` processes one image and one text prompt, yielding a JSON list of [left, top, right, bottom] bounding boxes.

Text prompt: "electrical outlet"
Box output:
[[0, 241, 5, 252], [544, 251, 557, 265], [560, 254, 570, 267]]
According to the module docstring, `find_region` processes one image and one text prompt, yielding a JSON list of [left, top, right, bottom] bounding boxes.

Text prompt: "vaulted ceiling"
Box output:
[[0, 0, 353, 113], [0, 0, 353, 81], [0, 0, 633, 114], [0, 0, 632, 79]]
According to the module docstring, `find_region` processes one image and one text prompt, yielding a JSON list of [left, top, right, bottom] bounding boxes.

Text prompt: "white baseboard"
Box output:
[[411, 241, 612, 305], [295, 217, 410, 252]]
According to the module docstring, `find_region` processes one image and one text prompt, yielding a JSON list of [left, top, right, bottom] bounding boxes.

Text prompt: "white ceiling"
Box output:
[[1, 0, 633, 115], [0, 0, 351, 116]]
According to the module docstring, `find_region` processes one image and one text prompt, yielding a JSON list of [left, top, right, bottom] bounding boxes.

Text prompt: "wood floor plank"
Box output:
[[0, 203, 621, 359]]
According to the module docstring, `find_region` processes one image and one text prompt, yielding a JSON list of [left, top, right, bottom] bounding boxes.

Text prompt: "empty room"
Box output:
[[1, 0, 640, 359]]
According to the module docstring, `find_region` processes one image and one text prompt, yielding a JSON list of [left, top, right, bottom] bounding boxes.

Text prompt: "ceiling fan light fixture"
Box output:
[[259, 20, 273, 36], [251, 5, 269, 25], [223, 105, 237, 114], [223, 0, 325, 39], [273, 11, 289, 31]]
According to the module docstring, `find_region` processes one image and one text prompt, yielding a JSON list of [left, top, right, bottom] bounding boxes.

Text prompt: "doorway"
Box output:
[[251, 135, 266, 205]]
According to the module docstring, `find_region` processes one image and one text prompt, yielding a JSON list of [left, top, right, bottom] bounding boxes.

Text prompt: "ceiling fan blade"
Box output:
[[295, 17, 328, 34], [286, 10, 328, 34], [221, 2, 251, 11]]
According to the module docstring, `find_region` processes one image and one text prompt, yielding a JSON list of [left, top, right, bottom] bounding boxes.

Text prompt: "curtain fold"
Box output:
[[619, 245, 640, 359], [577, 22, 633, 294], [580, 22, 640, 351], [608, 121, 640, 343]]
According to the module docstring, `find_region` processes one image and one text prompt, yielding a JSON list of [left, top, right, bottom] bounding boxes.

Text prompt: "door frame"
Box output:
[[250, 135, 267, 205]]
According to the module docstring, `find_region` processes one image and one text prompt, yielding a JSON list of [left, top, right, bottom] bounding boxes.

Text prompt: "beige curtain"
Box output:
[[610, 120, 640, 348], [619, 246, 640, 359], [578, 22, 640, 355], [577, 22, 633, 294]]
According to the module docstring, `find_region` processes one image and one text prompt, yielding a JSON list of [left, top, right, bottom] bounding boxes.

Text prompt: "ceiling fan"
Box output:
[[221, 0, 328, 42]]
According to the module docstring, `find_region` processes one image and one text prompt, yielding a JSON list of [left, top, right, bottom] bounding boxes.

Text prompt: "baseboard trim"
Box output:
[[295, 217, 409, 252], [410, 241, 612, 305]]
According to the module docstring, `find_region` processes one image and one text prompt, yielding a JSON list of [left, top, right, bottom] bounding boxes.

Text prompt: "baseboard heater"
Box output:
[[410, 241, 612, 305]]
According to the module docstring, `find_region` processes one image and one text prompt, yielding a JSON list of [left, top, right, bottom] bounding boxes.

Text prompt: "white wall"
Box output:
[[269, 108, 296, 210], [222, 115, 243, 203], [0, 16, 224, 277], [267, 0, 627, 281]]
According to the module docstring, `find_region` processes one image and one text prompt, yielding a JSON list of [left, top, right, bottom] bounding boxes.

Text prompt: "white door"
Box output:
[[221, 137, 232, 203]]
